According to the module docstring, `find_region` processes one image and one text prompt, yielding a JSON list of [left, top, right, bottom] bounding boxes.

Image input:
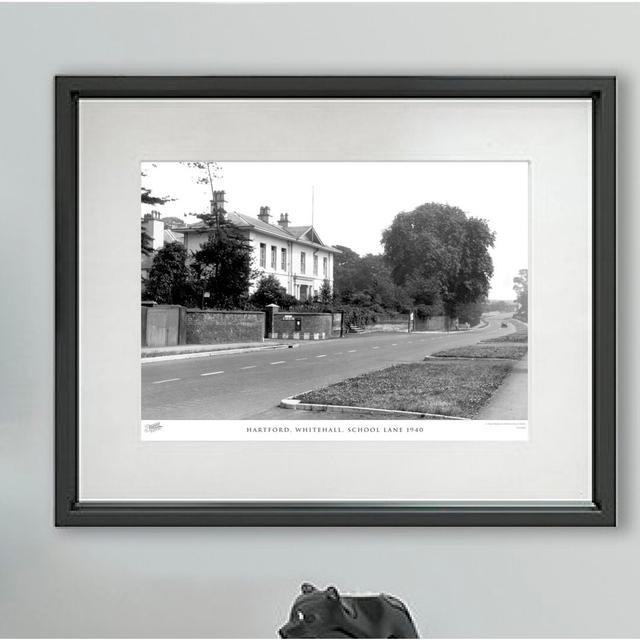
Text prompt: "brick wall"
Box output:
[[141, 306, 265, 346], [185, 310, 265, 344], [270, 312, 332, 340]]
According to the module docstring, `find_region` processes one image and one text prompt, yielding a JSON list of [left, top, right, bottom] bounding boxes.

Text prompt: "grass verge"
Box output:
[[431, 344, 528, 359], [294, 359, 514, 418]]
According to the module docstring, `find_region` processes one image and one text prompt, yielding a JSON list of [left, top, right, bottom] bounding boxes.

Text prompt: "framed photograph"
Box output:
[[56, 76, 615, 526]]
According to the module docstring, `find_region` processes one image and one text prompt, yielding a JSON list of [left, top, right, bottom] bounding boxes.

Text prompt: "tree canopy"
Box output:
[[191, 214, 255, 309], [330, 203, 496, 325], [382, 203, 495, 319], [333, 247, 411, 312]]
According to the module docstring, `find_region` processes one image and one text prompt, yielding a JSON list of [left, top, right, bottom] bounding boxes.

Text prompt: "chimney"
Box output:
[[210, 190, 226, 213], [210, 190, 226, 224], [142, 211, 165, 251], [258, 206, 271, 223], [143, 210, 161, 222], [278, 213, 290, 229]]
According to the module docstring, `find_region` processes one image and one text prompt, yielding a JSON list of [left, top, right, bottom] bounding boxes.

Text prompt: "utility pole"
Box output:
[[206, 162, 220, 234], [311, 185, 315, 231]]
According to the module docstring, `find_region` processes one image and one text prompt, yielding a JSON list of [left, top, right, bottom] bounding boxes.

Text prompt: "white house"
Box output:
[[175, 191, 340, 301]]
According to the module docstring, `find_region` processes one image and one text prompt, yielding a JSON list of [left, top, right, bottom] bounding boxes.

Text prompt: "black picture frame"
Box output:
[[56, 76, 616, 527]]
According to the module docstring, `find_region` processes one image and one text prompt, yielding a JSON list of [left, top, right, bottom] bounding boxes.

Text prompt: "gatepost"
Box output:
[[265, 303, 279, 338]]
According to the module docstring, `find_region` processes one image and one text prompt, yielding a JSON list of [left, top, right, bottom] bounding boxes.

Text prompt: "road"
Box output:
[[142, 314, 514, 419]]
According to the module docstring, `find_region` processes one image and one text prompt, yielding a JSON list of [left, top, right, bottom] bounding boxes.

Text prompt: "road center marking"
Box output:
[[201, 371, 224, 376], [271, 361, 286, 365], [391, 343, 397, 346], [240, 365, 256, 370], [348, 349, 357, 353], [316, 355, 327, 358], [153, 378, 180, 384], [295, 357, 307, 361], [372, 346, 380, 350]]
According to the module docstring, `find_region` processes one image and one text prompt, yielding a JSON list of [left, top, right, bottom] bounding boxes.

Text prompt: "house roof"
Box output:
[[287, 226, 326, 246], [164, 228, 183, 244], [229, 212, 294, 240], [287, 225, 312, 238], [176, 212, 341, 253]]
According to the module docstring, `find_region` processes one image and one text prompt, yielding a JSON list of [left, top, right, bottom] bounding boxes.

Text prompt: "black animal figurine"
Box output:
[[279, 583, 419, 638]]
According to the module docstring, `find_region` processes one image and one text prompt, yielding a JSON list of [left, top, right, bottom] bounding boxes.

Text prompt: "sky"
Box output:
[[141, 161, 528, 300]]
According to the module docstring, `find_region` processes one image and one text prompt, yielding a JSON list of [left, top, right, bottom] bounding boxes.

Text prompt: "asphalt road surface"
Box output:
[[142, 314, 514, 420]]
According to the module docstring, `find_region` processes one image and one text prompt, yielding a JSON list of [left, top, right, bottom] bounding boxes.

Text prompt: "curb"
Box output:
[[142, 343, 296, 364], [279, 397, 465, 420], [424, 354, 526, 362]]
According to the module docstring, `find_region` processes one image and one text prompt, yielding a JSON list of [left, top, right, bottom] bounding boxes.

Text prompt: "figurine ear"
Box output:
[[301, 583, 316, 594], [326, 586, 340, 601]]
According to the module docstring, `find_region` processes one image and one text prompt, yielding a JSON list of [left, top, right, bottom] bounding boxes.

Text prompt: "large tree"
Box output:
[[192, 217, 254, 309], [188, 161, 256, 307], [448, 218, 495, 304], [382, 203, 495, 318], [144, 242, 192, 305]]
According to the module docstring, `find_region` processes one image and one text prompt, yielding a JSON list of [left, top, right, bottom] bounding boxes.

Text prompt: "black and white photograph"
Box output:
[[140, 161, 528, 441], [2, 0, 626, 632]]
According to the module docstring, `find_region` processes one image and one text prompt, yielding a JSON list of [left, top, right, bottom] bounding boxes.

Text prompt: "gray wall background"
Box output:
[[0, 3, 633, 637]]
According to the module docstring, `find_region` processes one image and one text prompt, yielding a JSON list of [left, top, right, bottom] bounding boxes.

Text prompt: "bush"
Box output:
[[341, 305, 377, 327], [250, 275, 297, 309]]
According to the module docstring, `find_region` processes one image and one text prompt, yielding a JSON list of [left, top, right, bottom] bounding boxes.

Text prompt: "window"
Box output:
[[259, 243, 266, 268], [271, 245, 277, 269], [281, 248, 287, 271], [300, 251, 306, 274], [313, 254, 318, 276], [323, 256, 328, 277]]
